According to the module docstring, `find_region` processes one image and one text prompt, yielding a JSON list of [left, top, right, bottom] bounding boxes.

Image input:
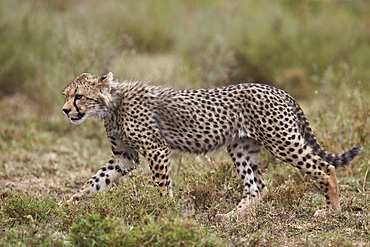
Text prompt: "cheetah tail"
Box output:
[[321, 146, 363, 168]]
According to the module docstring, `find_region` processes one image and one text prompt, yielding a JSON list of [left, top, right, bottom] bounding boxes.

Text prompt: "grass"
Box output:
[[0, 0, 369, 246]]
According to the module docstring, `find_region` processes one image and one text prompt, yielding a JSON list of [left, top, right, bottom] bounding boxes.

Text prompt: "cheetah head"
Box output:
[[62, 72, 113, 124]]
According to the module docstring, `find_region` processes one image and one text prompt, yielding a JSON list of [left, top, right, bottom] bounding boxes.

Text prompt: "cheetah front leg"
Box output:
[[67, 149, 139, 203]]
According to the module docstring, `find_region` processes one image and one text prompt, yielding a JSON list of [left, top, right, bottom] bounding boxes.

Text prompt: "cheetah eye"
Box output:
[[75, 94, 83, 100]]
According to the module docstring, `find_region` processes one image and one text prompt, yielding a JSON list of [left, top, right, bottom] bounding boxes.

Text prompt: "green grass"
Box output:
[[0, 0, 369, 246]]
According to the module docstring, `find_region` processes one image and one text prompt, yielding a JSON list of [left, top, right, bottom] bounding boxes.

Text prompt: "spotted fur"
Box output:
[[62, 72, 362, 218]]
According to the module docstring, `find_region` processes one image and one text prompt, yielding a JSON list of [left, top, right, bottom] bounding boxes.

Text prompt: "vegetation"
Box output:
[[0, 0, 369, 246]]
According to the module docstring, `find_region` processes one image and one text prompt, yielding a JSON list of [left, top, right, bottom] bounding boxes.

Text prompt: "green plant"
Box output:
[[69, 213, 223, 246], [0, 0, 368, 246]]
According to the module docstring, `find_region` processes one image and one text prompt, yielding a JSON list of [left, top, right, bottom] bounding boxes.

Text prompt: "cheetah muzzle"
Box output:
[[62, 72, 362, 220]]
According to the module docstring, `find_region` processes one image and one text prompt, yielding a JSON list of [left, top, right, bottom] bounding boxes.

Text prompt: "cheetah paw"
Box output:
[[215, 209, 239, 222], [66, 197, 78, 205], [313, 209, 327, 217], [65, 194, 84, 204]]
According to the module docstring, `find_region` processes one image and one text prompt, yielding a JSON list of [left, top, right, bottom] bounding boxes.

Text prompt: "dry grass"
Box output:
[[0, 0, 369, 246], [1, 69, 369, 246]]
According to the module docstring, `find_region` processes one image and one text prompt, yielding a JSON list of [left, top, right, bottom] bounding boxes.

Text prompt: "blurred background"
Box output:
[[0, 1, 369, 245], [0, 0, 369, 117]]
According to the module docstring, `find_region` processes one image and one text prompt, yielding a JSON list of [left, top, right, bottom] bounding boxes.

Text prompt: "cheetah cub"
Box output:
[[62, 72, 362, 220]]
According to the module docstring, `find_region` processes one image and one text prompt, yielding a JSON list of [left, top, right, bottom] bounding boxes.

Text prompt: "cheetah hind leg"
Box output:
[[270, 145, 350, 216], [216, 138, 267, 221], [282, 157, 341, 217]]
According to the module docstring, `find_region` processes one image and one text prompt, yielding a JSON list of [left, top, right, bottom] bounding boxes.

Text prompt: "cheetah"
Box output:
[[62, 72, 362, 219]]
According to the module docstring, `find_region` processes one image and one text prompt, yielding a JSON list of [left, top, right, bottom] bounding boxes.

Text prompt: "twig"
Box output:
[[363, 164, 369, 193]]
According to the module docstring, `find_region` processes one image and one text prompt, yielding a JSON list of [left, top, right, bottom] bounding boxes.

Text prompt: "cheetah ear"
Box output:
[[98, 72, 113, 86], [97, 72, 113, 106], [97, 72, 113, 92]]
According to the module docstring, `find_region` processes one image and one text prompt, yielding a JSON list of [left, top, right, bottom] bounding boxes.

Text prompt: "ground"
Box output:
[[0, 0, 369, 246], [0, 79, 369, 246]]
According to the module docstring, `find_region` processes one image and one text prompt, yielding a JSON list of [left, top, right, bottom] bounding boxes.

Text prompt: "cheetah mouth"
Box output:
[[70, 113, 86, 124], [70, 113, 85, 121]]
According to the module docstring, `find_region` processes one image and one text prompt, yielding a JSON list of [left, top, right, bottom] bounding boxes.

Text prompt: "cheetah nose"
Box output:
[[63, 108, 71, 115]]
